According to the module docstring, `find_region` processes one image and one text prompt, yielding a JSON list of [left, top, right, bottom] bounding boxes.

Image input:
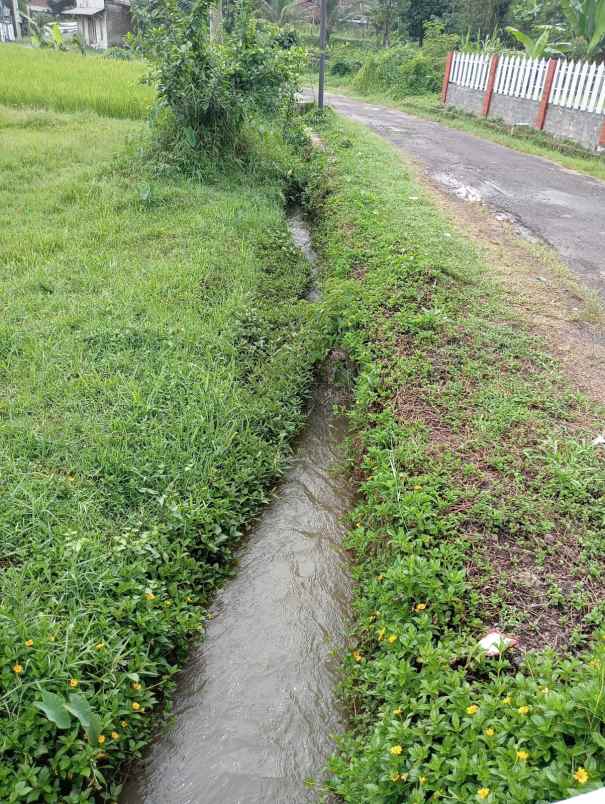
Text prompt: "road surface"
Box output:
[[313, 91, 605, 300]]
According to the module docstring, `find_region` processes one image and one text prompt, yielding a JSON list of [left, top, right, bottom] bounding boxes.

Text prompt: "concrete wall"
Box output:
[[445, 83, 604, 152]]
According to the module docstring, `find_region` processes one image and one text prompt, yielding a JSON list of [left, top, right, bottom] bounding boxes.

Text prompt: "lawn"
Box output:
[[0, 45, 154, 118], [303, 112, 605, 802], [0, 70, 321, 798]]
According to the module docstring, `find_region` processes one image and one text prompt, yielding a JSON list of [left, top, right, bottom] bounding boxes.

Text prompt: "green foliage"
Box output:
[[134, 0, 304, 153], [561, 0, 605, 56], [304, 114, 605, 804], [329, 43, 364, 75], [506, 24, 556, 55], [0, 92, 322, 798]]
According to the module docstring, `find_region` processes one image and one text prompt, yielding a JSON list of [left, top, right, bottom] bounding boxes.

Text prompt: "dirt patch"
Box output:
[[407, 157, 605, 406]]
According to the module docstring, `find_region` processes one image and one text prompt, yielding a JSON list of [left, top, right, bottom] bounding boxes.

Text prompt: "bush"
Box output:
[[329, 45, 364, 77], [134, 0, 305, 154]]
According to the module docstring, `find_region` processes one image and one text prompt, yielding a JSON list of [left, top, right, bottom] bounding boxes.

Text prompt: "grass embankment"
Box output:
[[304, 114, 605, 802], [0, 46, 153, 118], [0, 99, 323, 799], [307, 76, 605, 182]]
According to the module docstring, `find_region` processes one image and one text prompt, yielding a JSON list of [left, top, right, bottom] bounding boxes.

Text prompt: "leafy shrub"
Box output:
[[134, 0, 305, 153], [329, 45, 364, 76]]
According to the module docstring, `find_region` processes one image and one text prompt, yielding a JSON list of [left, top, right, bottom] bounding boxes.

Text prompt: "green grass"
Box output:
[[0, 102, 324, 799], [308, 75, 605, 182], [303, 112, 605, 803], [0, 45, 154, 118]]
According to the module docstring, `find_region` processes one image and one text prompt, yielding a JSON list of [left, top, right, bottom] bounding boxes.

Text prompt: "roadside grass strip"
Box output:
[[0, 46, 153, 119], [305, 114, 605, 803], [0, 106, 323, 799]]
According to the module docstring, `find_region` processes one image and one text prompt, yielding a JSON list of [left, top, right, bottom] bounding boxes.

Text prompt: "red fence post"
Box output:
[[441, 52, 454, 105], [481, 54, 500, 118], [599, 121, 605, 149], [534, 58, 557, 130]]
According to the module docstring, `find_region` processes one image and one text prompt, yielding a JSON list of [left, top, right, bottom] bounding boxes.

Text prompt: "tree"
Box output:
[[369, 0, 410, 46], [449, 0, 512, 37], [561, 0, 605, 57], [407, 0, 452, 43]]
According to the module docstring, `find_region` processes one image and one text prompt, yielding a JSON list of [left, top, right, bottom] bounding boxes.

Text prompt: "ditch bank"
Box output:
[[121, 211, 354, 803]]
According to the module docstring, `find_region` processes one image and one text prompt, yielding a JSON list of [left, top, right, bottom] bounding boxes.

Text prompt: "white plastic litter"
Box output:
[[593, 435, 605, 447], [478, 630, 518, 657]]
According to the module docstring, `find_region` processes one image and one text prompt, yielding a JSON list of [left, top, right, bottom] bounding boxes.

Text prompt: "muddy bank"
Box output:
[[121, 214, 353, 804]]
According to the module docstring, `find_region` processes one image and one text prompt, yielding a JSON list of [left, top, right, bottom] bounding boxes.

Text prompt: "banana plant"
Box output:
[[561, 0, 605, 56], [506, 25, 555, 57]]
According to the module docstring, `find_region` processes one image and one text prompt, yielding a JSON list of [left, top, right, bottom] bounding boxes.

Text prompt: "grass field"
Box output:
[[0, 45, 154, 118], [304, 113, 605, 802], [0, 53, 322, 797]]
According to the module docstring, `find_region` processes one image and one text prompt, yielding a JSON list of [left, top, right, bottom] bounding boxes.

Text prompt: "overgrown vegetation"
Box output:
[[303, 113, 605, 803], [0, 40, 323, 798]]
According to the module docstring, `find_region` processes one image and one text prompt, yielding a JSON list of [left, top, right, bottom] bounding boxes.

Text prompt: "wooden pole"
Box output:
[[318, 0, 327, 110]]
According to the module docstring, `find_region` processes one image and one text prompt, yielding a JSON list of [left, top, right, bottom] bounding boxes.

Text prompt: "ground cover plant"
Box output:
[[0, 89, 326, 799], [303, 113, 605, 802], [0, 46, 153, 118]]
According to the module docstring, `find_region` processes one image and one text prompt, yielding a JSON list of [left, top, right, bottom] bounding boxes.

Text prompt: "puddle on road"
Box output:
[[121, 212, 353, 804]]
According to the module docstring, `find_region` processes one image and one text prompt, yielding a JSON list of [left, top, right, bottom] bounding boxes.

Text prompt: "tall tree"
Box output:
[[370, 0, 410, 45], [407, 0, 451, 42], [450, 0, 511, 36]]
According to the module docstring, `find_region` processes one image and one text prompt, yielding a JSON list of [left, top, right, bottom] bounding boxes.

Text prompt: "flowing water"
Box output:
[[121, 212, 352, 804]]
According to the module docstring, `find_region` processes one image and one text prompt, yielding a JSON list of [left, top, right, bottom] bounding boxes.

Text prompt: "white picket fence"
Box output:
[[450, 51, 605, 116], [0, 19, 15, 41]]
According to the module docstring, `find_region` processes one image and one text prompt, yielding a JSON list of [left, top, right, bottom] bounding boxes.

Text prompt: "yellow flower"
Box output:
[[390, 772, 401, 782], [388, 634, 398, 644], [466, 704, 479, 716], [98, 735, 106, 745], [414, 485, 423, 491], [121, 720, 128, 728], [589, 659, 600, 669], [389, 745, 403, 756], [164, 600, 172, 607], [485, 727, 495, 737], [415, 603, 427, 612], [95, 642, 105, 651], [518, 706, 530, 716], [377, 574, 384, 581], [540, 686, 550, 695], [352, 651, 363, 662], [393, 707, 403, 716], [186, 596, 193, 602], [145, 592, 156, 601], [132, 701, 141, 711], [478, 788, 490, 800], [574, 768, 589, 785], [516, 750, 529, 762], [111, 731, 120, 740], [69, 678, 79, 688], [12, 663, 23, 674], [49, 635, 56, 642], [502, 696, 512, 705], [377, 627, 386, 641], [420, 776, 428, 785], [131, 682, 142, 691], [25, 639, 33, 648]]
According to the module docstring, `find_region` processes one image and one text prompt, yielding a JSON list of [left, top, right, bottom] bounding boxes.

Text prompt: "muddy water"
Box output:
[[121, 214, 352, 804]]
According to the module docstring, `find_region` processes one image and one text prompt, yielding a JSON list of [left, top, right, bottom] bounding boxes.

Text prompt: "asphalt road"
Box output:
[[314, 91, 605, 300]]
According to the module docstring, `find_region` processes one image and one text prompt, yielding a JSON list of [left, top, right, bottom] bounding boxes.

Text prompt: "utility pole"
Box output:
[[10, 0, 21, 39], [318, 0, 327, 109]]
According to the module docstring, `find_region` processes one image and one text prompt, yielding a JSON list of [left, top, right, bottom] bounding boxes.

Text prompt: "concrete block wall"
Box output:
[[442, 55, 605, 154]]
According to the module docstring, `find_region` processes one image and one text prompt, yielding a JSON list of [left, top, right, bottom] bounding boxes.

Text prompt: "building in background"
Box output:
[[62, 0, 131, 48]]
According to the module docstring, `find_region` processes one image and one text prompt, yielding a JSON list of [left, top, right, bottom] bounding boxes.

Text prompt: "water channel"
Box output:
[[121, 211, 353, 804]]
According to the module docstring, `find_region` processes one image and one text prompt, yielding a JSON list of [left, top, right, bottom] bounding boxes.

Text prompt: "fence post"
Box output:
[[535, 58, 557, 130], [482, 55, 500, 117], [441, 52, 454, 104], [599, 121, 605, 150]]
